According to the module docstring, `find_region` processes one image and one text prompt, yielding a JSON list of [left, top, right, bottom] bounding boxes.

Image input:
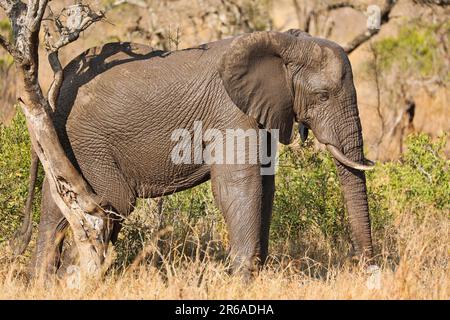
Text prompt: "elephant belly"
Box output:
[[137, 164, 212, 198], [67, 119, 212, 204]]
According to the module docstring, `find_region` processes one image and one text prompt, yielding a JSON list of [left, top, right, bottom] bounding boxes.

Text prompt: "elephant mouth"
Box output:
[[326, 144, 375, 171], [297, 122, 375, 171]]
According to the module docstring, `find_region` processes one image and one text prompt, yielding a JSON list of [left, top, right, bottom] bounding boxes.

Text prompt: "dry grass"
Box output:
[[0, 207, 447, 300]]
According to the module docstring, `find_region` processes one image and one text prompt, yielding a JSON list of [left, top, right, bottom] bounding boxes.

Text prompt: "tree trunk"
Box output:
[[0, 0, 107, 284]]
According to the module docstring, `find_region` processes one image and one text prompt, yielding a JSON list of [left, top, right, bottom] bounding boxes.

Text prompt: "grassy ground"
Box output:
[[0, 113, 448, 299], [0, 208, 447, 299]]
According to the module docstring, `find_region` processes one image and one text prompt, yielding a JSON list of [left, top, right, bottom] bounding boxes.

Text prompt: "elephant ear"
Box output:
[[219, 32, 296, 145]]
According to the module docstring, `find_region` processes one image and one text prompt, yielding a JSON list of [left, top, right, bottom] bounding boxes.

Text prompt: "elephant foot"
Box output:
[[229, 254, 261, 282]]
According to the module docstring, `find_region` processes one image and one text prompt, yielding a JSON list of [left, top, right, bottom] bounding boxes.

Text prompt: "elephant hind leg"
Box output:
[[211, 163, 263, 279], [30, 177, 67, 280]]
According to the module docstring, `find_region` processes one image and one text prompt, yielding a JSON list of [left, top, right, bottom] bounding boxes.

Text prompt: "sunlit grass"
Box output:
[[0, 204, 447, 299]]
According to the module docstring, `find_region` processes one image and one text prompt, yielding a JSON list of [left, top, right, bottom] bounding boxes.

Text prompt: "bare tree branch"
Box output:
[[25, 0, 48, 32], [343, 0, 397, 54], [0, 0, 26, 61], [293, 1, 398, 54], [413, 0, 450, 5], [0, 0, 22, 13], [43, 4, 104, 110], [367, 42, 386, 156], [303, 1, 365, 33], [0, 33, 16, 56], [44, 5, 105, 52]]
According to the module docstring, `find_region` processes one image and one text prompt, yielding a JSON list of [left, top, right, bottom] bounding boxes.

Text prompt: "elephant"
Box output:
[[15, 29, 375, 278]]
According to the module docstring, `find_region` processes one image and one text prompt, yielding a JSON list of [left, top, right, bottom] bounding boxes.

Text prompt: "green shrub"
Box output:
[[272, 140, 347, 243], [373, 20, 450, 80], [272, 133, 448, 246], [0, 18, 11, 42], [0, 109, 43, 243], [0, 19, 13, 69], [367, 133, 449, 220]]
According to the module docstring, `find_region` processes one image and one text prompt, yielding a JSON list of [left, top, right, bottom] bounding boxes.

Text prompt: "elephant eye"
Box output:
[[317, 91, 329, 102]]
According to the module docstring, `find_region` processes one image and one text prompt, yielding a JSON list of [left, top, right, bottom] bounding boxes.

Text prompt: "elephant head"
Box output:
[[219, 30, 374, 258]]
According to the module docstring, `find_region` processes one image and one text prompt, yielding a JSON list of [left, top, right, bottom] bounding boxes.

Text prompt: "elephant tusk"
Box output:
[[326, 144, 375, 171]]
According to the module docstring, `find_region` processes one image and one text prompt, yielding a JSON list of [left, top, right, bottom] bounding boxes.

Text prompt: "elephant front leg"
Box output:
[[211, 163, 263, 279], [260, 173, 274, 264]]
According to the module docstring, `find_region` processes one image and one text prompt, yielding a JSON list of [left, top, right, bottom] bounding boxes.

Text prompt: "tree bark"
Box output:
[[291, 0, 398, 54], [0, 0, 106, 284]]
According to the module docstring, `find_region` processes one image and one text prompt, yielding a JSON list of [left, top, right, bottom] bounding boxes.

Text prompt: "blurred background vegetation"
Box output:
[[0, 0, 448, 271]]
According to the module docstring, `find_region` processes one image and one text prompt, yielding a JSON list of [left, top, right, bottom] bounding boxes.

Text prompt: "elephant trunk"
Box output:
[[333, 112, 374, 259]]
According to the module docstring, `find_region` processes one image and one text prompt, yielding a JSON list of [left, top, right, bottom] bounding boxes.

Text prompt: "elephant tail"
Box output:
[[9, 148, 39, 257]]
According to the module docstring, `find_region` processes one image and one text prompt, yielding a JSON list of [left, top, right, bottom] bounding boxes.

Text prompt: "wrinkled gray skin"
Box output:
[[33, 30, 374, 277]]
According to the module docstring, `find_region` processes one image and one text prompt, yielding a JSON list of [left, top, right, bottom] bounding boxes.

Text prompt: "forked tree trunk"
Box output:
[[0, 0, 106, 284]]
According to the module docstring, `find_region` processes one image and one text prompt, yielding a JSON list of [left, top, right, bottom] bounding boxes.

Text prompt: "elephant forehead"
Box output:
[[309, 39, 347, 87], [304, 64, 342, 91], [322, 50, 345, 83]]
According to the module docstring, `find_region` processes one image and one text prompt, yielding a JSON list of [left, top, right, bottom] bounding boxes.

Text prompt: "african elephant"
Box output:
[[20, 29, 375, 278]]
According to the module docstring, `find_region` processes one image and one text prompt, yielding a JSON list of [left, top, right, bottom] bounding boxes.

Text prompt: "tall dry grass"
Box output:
[[0, 205, 447, 300], [0, 124, 448, 299]]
